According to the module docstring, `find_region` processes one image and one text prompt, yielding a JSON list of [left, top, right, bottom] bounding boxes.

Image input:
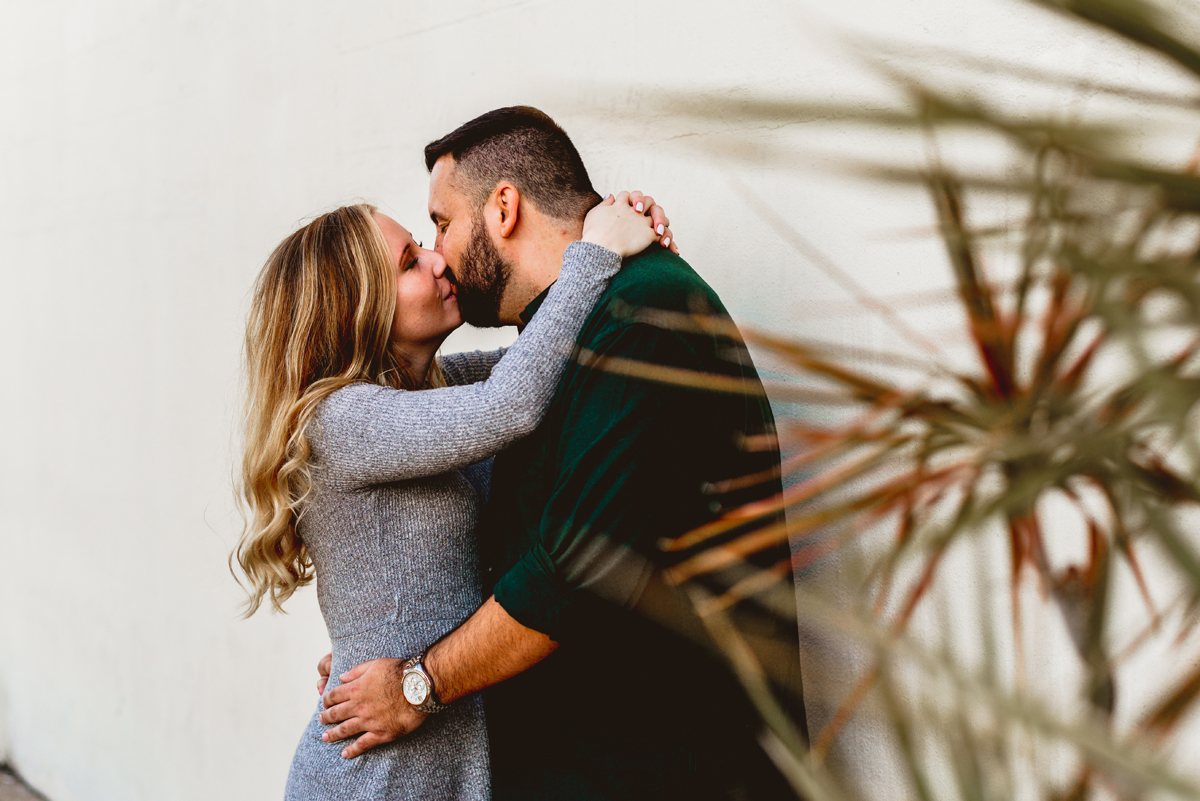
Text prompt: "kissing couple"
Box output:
[[236, 106, 807, 801]]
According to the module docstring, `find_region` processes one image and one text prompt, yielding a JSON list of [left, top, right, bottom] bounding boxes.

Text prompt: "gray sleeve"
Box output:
[[310, 241, 620, 491], [438, 348, 507, 386]]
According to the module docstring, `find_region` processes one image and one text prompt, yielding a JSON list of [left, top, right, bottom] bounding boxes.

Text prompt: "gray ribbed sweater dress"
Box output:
[[282, 242, 621, 801]]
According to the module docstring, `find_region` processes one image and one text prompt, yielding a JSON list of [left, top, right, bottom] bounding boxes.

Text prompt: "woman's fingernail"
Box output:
[[322, 733, 330, 741], [635, 202, 644, 213], [656, 224, 665, 235], [663, 237, 671, 248]]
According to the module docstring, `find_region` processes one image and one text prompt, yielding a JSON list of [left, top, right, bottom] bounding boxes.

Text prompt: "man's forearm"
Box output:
[[424, 595, 558, 704]]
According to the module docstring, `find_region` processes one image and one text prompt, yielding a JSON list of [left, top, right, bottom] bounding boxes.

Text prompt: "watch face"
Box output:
[[402, 671, 429, 706]]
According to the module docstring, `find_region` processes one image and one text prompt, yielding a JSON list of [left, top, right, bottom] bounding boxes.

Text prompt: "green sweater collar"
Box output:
[[518, 282, 555, 326]]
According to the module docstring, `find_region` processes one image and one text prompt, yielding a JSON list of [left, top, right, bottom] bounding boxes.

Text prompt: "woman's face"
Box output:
[[373, 213, 462, 351]]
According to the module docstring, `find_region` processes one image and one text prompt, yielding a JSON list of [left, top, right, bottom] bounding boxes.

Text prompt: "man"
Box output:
[[319, 107, 806, 800]]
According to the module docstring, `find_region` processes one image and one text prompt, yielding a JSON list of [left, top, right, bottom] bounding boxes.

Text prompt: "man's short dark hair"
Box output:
[[424, 106, 602, 222]]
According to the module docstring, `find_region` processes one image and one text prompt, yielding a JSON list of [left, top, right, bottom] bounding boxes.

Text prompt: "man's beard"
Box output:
[[450, 216, 513, 328]]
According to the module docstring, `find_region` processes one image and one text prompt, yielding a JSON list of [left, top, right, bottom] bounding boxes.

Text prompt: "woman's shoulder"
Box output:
[[310, 382, 406, 444], [317, 381, 405, 412]]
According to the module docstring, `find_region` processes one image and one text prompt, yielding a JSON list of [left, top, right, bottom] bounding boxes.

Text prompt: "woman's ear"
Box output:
[[495, 183, 520, 239]]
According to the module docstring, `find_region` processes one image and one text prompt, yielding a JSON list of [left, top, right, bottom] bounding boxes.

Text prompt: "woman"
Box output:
[[235, 193, 670, 800]]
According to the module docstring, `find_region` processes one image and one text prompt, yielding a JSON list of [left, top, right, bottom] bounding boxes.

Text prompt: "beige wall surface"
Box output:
[[2, 1, 1198, 799]]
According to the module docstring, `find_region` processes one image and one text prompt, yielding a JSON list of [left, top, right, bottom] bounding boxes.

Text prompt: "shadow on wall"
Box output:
[[0, 680, 7, 765], [0, 767, 47, 801]]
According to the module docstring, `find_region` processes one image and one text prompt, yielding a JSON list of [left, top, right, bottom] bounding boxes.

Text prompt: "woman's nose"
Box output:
[[429, 253, 447, 279]]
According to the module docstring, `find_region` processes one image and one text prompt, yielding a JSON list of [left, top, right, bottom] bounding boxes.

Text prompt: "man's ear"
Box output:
[[494, 183, 520, 239]]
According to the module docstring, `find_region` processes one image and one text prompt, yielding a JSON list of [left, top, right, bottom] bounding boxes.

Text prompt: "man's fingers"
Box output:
[[640, 194, 656, 215], [316, 653, 333, 694], [341, 731, 392, 760], [319, 701, 357, 725], [323, 683, 352, 708], [322, 716, 367, 744], [337, 661, 369, 684]]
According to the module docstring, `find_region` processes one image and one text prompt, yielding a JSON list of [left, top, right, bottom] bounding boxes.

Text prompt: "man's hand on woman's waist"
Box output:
[[319, 658, 429, 759], [318, 594, 557, 759]]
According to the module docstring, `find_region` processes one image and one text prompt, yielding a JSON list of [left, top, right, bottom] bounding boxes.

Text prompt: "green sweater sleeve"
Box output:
[[492, 320, 715, 639]]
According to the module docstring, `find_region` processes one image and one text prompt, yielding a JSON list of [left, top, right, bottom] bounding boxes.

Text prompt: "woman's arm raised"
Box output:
[[438, 348, 507, 387], [311, 193, 661, 491], [435, 190, 677, 389]]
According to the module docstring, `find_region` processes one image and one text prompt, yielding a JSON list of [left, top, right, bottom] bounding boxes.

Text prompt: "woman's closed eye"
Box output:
[[402, 243, 421, 271]]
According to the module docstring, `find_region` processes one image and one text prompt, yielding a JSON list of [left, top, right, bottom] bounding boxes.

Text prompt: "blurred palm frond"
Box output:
[[586, 0, 1200, 797]]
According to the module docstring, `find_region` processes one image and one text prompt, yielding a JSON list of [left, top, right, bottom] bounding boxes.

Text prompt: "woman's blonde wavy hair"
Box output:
[[234, 203, 443, 615]]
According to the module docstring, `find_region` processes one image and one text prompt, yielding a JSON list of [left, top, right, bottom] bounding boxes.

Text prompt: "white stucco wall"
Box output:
[[2, 1, 1197, 799]]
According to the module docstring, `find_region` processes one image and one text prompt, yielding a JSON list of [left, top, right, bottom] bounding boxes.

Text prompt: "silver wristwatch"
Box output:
[[400, 653, 450, 714]]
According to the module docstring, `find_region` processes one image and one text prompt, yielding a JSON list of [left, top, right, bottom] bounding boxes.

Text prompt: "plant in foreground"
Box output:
[[596, 1, 1200, 798]]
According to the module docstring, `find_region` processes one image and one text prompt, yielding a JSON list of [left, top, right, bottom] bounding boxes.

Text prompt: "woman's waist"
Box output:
[[317, 580, 483, 639], [327, 617, 465, 674]]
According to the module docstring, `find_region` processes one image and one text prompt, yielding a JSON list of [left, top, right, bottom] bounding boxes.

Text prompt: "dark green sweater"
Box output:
[[482, 247, 806, 801]]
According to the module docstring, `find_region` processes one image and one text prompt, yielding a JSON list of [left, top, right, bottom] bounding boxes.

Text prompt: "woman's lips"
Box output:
[[442, 266, 459, 301]]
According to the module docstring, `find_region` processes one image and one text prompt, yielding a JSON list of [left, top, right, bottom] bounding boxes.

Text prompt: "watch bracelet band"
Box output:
[[403, 653, 451, 713]]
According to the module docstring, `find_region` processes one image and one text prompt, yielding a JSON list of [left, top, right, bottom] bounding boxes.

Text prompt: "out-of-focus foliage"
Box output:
[[608, 0, 1200, 798]]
